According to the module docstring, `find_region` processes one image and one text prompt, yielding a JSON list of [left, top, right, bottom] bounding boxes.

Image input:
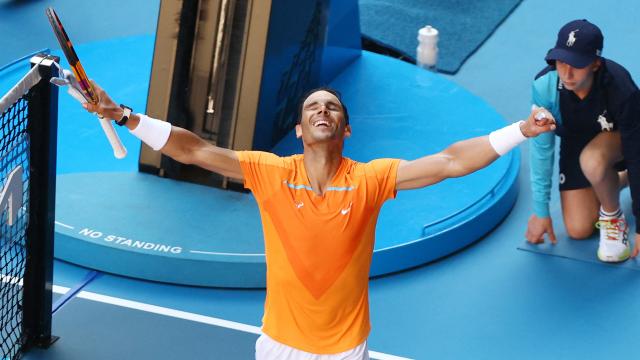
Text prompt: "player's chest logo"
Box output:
[[596, 110, 613, 132], [292, 197, 354, 217], [340, 202, 352, 215]]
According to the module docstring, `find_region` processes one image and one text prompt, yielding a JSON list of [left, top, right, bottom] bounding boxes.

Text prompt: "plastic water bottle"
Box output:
[[417, 25, 438, 71]]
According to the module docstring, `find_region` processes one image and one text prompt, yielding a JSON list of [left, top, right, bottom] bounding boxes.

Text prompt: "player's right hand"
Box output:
[[520, 106, 556, 138], [82, 81, 124, 122], [525, 214, 557, 244]]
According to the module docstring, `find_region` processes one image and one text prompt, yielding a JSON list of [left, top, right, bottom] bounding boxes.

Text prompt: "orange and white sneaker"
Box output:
[[596, 213, 630, 263]]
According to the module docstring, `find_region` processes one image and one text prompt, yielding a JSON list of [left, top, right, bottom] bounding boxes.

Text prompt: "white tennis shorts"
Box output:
[[255, 333, 369, 360]]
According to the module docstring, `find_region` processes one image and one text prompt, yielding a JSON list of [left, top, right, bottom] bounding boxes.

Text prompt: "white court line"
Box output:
[[51, 285, 412, 360], [54, 221, 74, 229], [189, 250, 265, 257]]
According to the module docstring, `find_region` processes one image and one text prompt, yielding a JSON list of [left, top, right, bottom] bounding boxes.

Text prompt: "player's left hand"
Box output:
[[632, 233, 640, 258], [520, 106, 556, 138]]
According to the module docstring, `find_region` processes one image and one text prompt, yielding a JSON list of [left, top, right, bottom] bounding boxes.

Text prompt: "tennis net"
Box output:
[[0, 54, 59, 360]]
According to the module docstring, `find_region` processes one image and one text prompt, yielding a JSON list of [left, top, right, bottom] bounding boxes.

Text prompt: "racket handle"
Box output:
[[98, 117, 127, 159]]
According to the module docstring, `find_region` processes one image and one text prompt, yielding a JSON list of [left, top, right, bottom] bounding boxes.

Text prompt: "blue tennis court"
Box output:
[[2, 0, 640, 359]]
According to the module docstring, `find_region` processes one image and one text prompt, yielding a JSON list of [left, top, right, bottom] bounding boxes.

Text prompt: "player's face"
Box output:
[[296, 91, 350, 144], [556, 59, 600, 94]]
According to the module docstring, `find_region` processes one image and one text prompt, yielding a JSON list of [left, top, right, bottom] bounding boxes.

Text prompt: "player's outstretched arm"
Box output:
[[83, 82, 243, 180], [396, 108, 556, 190]]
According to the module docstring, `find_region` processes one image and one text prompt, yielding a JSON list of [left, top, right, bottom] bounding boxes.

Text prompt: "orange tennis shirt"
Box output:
[[236, 151, 400, 354]]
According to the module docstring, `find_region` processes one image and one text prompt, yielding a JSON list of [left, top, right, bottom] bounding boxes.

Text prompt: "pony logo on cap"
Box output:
[[567, 29, 579, 47]]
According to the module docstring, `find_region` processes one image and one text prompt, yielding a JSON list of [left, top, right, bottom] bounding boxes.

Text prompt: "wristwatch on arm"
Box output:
[[116, 104, 132, 126]]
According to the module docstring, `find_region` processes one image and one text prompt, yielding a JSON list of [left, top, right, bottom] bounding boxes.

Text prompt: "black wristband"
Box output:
[[116, 104, 132, 126]]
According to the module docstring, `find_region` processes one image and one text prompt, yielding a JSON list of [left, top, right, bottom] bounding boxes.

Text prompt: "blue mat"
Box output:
[[359, 0, 522, 74], [519, 238, 640, 270], [518, 189, 640, 270]]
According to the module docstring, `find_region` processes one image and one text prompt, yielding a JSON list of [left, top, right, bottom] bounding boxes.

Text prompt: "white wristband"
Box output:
[[488, 121, 527, 156], [129, 114, 172, 151]]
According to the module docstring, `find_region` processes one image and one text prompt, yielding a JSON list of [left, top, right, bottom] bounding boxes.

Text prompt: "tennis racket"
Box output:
[[46, 7, 127, 159]]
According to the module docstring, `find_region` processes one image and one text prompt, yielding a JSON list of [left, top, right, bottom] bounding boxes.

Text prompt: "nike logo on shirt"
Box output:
[[341, 203, 352, 215]]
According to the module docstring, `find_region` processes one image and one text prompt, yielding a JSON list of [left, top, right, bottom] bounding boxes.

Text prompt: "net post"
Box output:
[[22, 54, 60, 349]]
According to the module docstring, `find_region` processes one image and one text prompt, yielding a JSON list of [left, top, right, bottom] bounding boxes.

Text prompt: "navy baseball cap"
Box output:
[[545, 19, 603, 68]]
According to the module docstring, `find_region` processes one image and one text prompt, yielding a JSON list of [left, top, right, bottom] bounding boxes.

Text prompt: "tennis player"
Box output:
[[82, 85, 554, 359]]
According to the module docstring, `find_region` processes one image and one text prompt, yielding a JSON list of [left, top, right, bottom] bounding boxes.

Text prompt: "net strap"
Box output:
[[0, 64, 42, 115]]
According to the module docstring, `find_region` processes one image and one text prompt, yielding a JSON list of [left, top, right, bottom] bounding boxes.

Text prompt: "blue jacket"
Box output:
[[529, 70, 561, 218]]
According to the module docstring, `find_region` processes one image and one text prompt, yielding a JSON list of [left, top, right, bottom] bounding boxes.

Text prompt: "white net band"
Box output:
[[0, 65, 42, 115]]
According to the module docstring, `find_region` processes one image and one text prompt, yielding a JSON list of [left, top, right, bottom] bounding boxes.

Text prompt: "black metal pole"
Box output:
[[22, 54, 60, 350]]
